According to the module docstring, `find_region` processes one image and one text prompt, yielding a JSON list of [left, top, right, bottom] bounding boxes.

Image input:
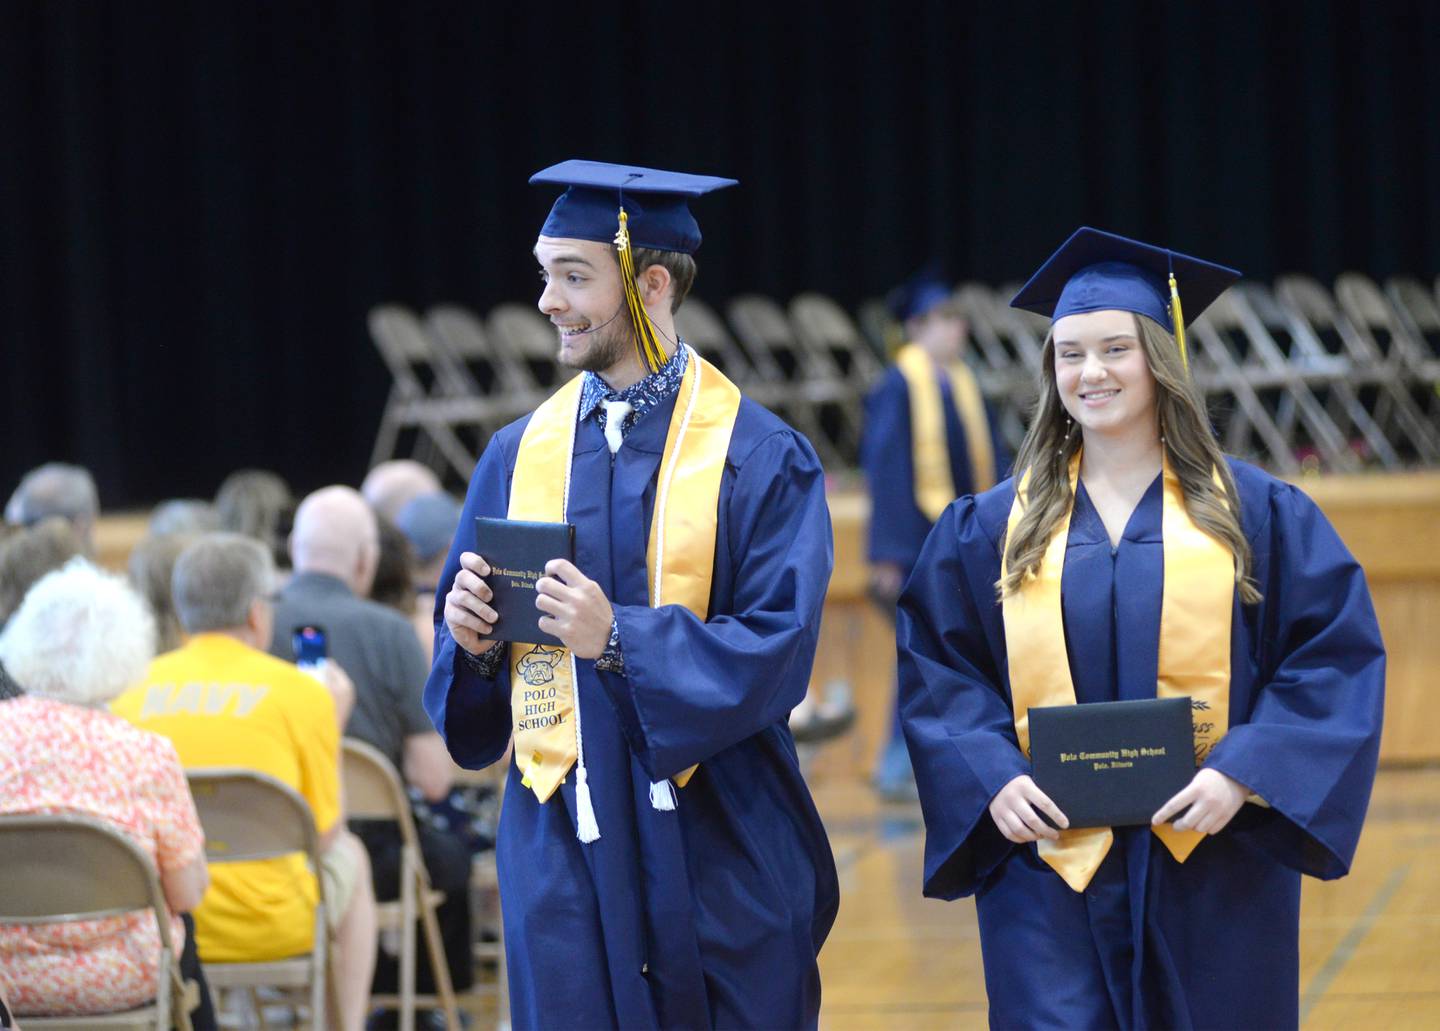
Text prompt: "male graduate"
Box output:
[[861, 273, 1007, 798], [424, 160, 839, 1029]]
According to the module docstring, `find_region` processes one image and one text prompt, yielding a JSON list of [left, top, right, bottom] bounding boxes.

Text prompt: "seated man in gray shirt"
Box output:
[[269, 485, 473, 1001]]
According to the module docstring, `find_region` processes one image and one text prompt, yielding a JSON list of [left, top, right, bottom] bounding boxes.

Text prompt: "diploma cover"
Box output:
[[474, 517, 575, 647], [1029, 697, 1195, 829]]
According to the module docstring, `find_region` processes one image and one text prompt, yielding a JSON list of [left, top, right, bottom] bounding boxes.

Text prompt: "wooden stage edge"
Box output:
[[95, 470, 1440, 765]]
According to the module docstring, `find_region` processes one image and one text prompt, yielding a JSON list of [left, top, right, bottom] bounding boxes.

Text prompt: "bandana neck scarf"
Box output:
[[1000, 450, 1234, 891]]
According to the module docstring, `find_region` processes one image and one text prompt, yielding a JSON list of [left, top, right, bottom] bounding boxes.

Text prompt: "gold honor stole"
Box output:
[[1000, 452, 1233, 892], [507, 345, 741, 833], [894, 344, 997, 521]]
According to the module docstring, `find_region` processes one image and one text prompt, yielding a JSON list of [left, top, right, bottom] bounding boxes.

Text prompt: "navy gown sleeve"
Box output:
[[599, 429, 834, 781], [1204, 482, 1385, 879], [422, 429, 518, 771], [861, 367, 925, 567], [897, 495, 1028, 900]]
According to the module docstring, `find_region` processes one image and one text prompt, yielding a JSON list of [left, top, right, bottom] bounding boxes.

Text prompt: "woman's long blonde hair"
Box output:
[[998, 312, 1261, 604]]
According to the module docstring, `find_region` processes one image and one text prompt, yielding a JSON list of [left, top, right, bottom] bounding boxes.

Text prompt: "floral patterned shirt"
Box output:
[[0, 696, 205, 1017]]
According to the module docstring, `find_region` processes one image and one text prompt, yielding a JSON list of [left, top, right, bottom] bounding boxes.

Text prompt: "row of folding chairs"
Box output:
[[370, 274, 1440, 483], [949, 272, 1440, 475], [367, 294, 889, 479], [0, 741, 503, 1030]]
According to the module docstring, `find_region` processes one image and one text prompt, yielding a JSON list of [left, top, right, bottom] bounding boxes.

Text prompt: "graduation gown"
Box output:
[[424, 390, 839, 1030], [861, 363, 1009, 573], [898, 458, 1385, 1030]]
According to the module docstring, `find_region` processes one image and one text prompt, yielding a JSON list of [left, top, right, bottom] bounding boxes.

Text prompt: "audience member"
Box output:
[[394, 492, 463, 663], [395, 492, 462, 596], [148, 499, 220, 537], [269, 486, 473, 1002], [111, 535, 376, 1031], [4, 463, 99, 555], [370, 514, 419, 616], [360, 459, 442, 523], [214, 469, 294, 569], [128, 532, 197, 654], [0, 560, 215, 1028], [0, 518, 83, 626]]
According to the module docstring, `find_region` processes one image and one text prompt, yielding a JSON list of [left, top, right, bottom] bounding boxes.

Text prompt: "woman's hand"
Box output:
[[989, 774, 1068, 843], [1152, 768, 1249, 835]]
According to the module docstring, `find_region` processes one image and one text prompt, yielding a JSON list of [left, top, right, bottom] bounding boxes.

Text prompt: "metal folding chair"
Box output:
[[726, 294, 848, 467], [1276, 275, 1440, 463], [0, 814, 196, 1030], [1384, 275, 1440, 423], [186, 769, 335, 1031], [675, 297, 757, 387], [341, 739, 462, 1031], [485, 304, 576, 397], [367, 304, 480, 482]]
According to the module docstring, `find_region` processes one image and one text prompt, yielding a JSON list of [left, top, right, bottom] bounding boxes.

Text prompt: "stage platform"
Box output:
[[94, 469, 1439, 768]]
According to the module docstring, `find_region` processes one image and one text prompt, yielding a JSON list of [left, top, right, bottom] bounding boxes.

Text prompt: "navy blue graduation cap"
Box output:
[[530, 159, 738, 255], [530, 160, 738, 372], [1009, 227, 1241, 367], [888, 269, 955, 323]]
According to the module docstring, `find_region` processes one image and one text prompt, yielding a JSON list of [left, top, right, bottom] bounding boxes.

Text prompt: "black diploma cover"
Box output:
[[474, 517, 575, 647], [1029, 697, 1196, 828]]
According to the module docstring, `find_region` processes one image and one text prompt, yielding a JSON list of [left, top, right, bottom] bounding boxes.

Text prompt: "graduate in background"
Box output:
[[899, 228, 1384, 1028], [861, 272, 1007, 799], [425, 161, 838, 1029]]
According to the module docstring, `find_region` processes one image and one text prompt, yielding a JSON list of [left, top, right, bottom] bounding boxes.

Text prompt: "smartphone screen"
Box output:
[[292, 625, 327, 670]]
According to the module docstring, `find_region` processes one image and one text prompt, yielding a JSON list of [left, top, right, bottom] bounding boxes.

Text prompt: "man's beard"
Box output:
[[557, 314, 635, 374]]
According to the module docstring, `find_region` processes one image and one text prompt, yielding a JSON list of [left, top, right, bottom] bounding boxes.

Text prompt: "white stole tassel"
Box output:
[[649, 778, 677, 811], [568, 651, 600, 843], [574, 765, 601, 843]]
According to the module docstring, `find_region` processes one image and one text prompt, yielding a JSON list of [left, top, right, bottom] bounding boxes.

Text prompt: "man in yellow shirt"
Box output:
[[113, 534, 377, 1031]]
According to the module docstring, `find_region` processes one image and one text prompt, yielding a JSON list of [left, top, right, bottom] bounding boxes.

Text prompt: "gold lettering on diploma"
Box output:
[[493, 566, 542, 590], [1058, 744, 1168, 772]]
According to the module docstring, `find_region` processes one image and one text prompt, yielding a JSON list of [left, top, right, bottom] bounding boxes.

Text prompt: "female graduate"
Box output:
[[898, 227, 1385, 1029]]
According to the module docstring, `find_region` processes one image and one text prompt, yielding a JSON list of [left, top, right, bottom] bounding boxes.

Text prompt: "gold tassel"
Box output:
[[614, 208, 666, 374], [1169, 272, 1188, 372]]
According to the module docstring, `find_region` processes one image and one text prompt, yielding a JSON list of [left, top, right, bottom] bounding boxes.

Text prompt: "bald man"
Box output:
[[268, 486, 475, 999], [360, 460, 442, 524]]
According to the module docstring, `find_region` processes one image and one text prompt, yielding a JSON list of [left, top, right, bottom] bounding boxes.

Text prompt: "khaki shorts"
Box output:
[[318, 829, 367, 933]]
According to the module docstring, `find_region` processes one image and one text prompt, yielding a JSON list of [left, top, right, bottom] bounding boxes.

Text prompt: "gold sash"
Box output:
[[508, 345, 741, 811], [895, 344, 997, 521], [1000, 452, 1233, 891]]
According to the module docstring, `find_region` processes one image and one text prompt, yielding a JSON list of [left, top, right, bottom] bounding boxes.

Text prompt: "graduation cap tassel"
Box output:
[[1169, 272, 1189, 372], [615, 208, 667, 374]]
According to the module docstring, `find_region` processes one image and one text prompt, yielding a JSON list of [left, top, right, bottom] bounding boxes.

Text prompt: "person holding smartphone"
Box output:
[[898, 228, 1385, 1028]]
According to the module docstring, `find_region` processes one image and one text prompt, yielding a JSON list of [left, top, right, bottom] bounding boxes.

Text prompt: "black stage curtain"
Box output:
[[3, 1, 1438, 506]]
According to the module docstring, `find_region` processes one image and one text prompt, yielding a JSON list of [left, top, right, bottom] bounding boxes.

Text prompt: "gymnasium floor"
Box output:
[[812, 766, 1440, 1029]]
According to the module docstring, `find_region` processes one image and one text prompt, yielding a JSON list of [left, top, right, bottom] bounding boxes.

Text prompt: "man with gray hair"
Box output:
[[112, 533, 377, 1031], [269, 485, 473, 1002], [4, 463, 99, 555]]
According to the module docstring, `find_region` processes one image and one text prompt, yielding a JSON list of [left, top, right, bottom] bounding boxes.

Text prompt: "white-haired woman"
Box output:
[[899, 229, 1385, 1028], [0, 560, 212, 1026]]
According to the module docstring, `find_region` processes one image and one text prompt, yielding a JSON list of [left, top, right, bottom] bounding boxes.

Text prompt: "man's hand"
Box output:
[[445, 551, 500, 656], [989, 774, 1068, 843], [535, 558, 613, 660], [1152, 768, 1249, 835]]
